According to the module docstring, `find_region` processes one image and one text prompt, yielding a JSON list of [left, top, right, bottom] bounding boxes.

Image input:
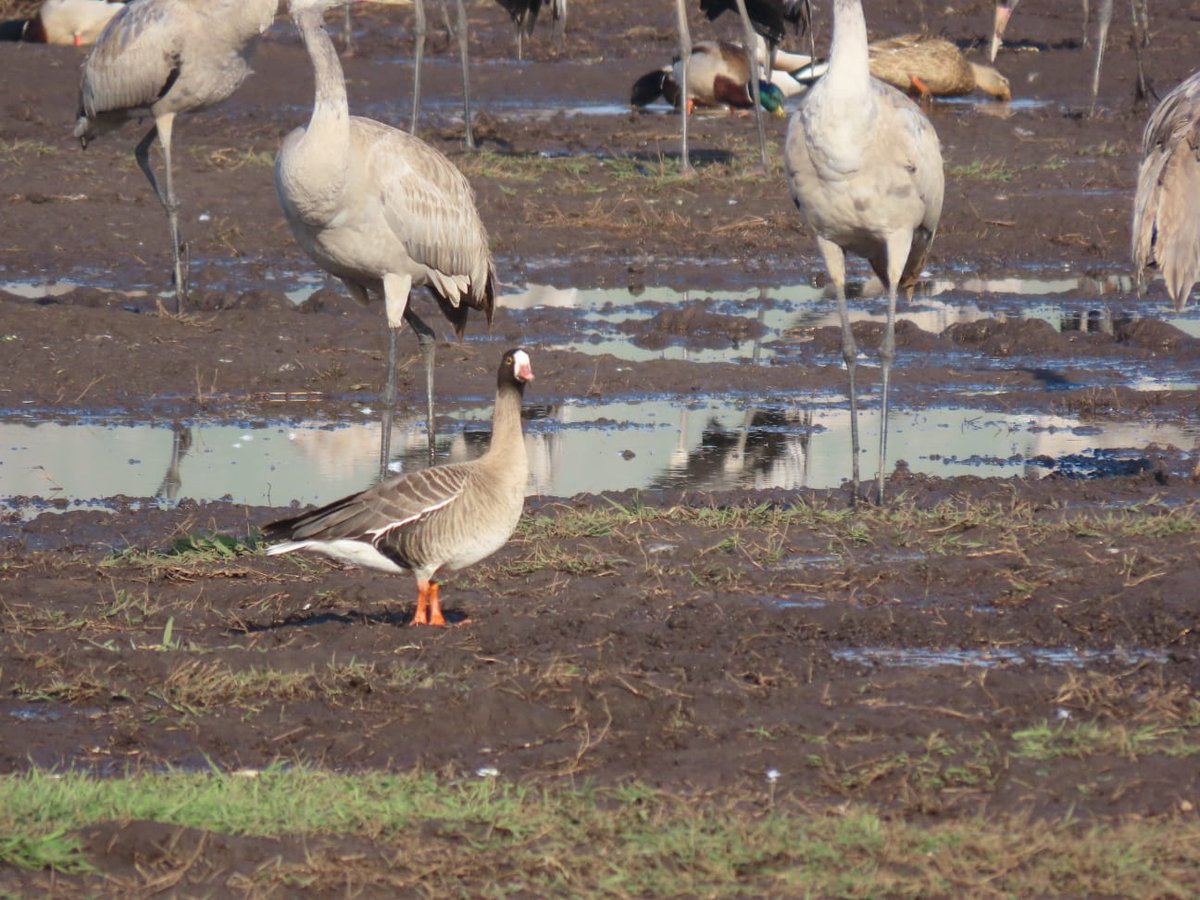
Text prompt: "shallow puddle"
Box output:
[[1, 401, 1192, 516], [832, 645, 1168, 669], [501, 278, 1200, 377]]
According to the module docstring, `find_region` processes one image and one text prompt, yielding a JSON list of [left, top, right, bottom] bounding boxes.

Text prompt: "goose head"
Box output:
[[502, 348, 535, 388]]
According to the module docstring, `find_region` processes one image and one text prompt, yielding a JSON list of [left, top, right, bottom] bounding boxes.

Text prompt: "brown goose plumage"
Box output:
[[1132, 69, 1200, 311], [263, 349, 533, 627]]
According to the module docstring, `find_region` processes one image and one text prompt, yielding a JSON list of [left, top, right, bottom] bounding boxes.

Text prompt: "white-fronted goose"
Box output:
[[277, 0, 497, 474], [264, 348, 533, 627], [1133, 69, 1200, 311], [73, 0, 279, 312], [784, 0, 945, 503]]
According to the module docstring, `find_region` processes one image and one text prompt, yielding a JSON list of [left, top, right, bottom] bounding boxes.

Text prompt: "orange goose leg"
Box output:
[[411, 579, 448, 627], [411, 580, 431, 626], [427, 582, 446, 627]]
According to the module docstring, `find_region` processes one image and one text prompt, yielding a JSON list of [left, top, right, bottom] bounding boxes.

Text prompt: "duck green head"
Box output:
[[757, 82, 787, 117]]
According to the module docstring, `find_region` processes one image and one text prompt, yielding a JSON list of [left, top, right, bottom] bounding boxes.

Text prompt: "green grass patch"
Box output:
[[947, 158, 1020, 181], [1012, 720, 1200, 761], [515, 495, 1199, 558], [1, 768, 1198, 895], [0, 138, 59, 166]]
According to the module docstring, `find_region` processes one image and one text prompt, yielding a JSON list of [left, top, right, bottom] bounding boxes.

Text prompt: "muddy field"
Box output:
[[0, 0, 1198, 893]]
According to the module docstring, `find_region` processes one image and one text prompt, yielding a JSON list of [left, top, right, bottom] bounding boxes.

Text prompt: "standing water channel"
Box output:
[[0, 271, 1196, 517]]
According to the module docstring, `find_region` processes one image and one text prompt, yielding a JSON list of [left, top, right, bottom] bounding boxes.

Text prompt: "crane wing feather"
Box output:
[[351, 119, 495, 310], [80, 0, 186, 116]]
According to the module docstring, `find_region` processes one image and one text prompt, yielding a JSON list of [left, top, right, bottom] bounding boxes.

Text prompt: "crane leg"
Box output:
[[673, 0, 694, 176], [454, 0, 474, 149], [733, 0, 769, 175], [877, 232, 913, 505], [1130, 0, 1149, 103], [1088, 0, 1112, 117], [818, 236, 860, 504], [553, 0, 566, 45], [403, 307, 439, 467], [410, 0, 426, 135], [135, 117, 187, 314], [342, 1, 354, 56], [381, 273, 416, 476], [380, 324, 400, 479], [877, 284, 897, 505]]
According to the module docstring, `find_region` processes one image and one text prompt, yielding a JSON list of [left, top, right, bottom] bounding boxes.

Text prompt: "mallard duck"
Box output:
[[870, 33, 1011, 102], [0, 0, 124, 45], [264, 348, 534, 628], [631, 40, 788, 115], [1133, 69, 1200, 311], [784, 0, 944, 503], [795, 33, 1012, 102]]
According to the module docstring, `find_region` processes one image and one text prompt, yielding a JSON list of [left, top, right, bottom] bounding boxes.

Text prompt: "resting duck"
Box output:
[[796, 33, 1012, 103], [869, 33, 1012, 102], [631, 40, 791, 115], [263, 349, 533, 628], [0, 0, 124, 45]]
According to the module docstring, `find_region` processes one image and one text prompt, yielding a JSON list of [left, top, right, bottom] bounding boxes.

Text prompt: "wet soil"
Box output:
[[0, 0, 1199, 892]]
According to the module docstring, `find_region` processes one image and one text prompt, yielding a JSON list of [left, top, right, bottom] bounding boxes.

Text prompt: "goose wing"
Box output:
[[264, 463, 475, 546]]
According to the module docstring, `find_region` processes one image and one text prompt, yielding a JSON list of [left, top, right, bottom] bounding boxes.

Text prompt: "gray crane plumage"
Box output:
[[277, 0, 496, 475], [74, 0, 279, 312], [784, 0, 944, 504], [1133, 69, 1200, 311], [264, 348, 533, 627]]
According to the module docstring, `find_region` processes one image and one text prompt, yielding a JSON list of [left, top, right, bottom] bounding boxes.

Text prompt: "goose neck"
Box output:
[[488, 382, 528, 461]]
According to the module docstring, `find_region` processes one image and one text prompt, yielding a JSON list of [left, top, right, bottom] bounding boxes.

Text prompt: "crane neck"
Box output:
[[294, 7, 349, 149], [827, 0, 871, 100]]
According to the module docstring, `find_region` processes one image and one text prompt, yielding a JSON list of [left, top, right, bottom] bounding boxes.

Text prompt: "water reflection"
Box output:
[[498, 278, 1200, 367], [1, 401, 1193, 516], [831, 645, 1167, 669]]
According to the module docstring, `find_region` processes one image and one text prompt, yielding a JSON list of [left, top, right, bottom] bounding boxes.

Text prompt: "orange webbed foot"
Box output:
[[908, 75, 934, 112]]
